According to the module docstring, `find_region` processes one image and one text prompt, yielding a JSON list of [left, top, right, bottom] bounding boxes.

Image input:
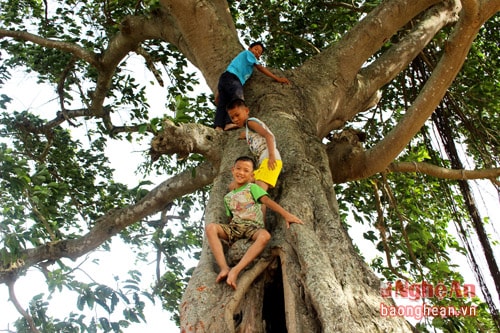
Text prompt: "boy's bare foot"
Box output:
[[226, 268, 240, 290], [216, 267, 230, 283]]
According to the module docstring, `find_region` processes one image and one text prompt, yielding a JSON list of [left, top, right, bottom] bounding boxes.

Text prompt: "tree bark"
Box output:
[[178, 94, 412, 332]]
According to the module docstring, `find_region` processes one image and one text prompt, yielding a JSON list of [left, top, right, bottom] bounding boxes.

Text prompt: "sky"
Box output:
[[1, 53, 499, 332]]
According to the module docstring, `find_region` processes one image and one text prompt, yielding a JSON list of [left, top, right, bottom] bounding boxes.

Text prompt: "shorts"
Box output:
[[254, 158, 283, 188], [220, 222, 262, 244]]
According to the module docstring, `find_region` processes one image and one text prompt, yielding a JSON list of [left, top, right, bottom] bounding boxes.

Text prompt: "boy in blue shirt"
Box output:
[[205, 156, 303, 289], [214, 42, 290, 131]]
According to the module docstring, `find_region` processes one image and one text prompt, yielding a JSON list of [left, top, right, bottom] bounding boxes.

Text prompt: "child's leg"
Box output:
[[214, 72, 243, 130], [226, 229, 271, 289], [205, 223, 230, 282]]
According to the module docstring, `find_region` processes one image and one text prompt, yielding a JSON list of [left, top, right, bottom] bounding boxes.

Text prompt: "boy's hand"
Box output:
[[284, 213, 304, 228], [267, 157, 277, 170], [276, 77, 290, 84]]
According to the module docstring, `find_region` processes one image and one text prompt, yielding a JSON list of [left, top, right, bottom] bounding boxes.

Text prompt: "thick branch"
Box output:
[[150, 121, 223, 165], [356, 1, 495, 179], [332, 3, 458, 137], [0, 162, 217, 285], [325, 129, 500, 183], [308, 0, 440, 81], [298, 0, 444, 137], [359, 1, 459, 100]]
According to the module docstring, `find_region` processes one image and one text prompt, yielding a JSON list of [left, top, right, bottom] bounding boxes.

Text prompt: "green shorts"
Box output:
[[220, 222, 262, 244], [254, 158, 283, 188]]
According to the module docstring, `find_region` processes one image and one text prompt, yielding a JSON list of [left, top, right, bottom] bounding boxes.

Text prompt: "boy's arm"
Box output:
[[259, 195, 304, 228], [247, 120, 278, 169], [255, 64, 290, 84]]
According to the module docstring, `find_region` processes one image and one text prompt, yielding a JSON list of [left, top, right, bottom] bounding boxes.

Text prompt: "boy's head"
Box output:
[[226, 98, 249, 128], [234, 156, 257, 170], [231, 156, 256, 186], [249, 41, 265, 59]]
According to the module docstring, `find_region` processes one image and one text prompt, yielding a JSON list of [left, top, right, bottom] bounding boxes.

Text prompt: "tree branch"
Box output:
[[150, 120, 223, 165], [319, 0, 441, 81], [387, 162, 500, 180], [0, 161, 217, 285], [7, 280, 41, 333], [14, 108, 89, 135], [326, 131, 500, 183], [224, 259, 273, 331], [358, 0, 495, 179], [359, 2, 458, 101], [0, 29, 99, 66], [1, 13, 169, 131], [298, 0, 444, 137], [135, 47, 164, 87]]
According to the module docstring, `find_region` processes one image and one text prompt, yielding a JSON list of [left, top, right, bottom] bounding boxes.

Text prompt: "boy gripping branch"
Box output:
[[205, 156, 303, 290], [214, 41, 290, 131]]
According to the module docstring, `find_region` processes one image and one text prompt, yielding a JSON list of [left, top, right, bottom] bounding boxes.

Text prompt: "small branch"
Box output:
[[372, 180, 411, 281], [56, 57, 78, 127], [7, 280, 41, 333], [380, 174, 423, 280], [154, 204, 173, 284], [0, 29, 99, 66], [25, 190, 58, 242], [15, 108, 89, 136], [387, 162, 500, 181], [324, 1, 366, 12], [136, 47, 164, 87]]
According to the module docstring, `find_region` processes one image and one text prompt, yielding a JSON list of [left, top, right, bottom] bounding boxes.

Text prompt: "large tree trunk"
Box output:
[[178, 87, 412, 332]]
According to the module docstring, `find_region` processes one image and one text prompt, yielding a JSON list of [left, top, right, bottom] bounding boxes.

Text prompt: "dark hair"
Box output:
[[235, 156, 257, 170], [249, 41, 265, 53], [226, 98, 247, 112]]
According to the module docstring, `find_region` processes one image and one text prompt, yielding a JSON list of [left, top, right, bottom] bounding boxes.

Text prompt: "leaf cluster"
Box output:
[[228, 0, 378, 68]]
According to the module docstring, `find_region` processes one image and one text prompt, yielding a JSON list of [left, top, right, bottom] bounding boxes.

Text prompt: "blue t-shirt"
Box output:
[[226, 50, 259, 85]]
